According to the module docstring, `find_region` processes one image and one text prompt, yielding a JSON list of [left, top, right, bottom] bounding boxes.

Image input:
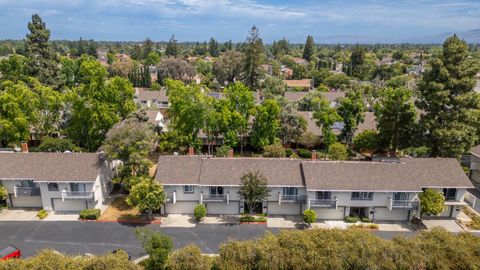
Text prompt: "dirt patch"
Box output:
[[98, 197, 146, 222]]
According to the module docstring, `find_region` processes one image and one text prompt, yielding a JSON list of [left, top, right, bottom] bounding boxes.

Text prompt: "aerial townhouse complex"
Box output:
[[156, 151, 472, 221], [0, 148, 113, 212]]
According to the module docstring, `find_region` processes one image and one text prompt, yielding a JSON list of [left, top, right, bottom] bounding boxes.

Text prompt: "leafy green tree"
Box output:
[[208, 37, 220, 57], [419, 189, 446, 219], [158, 130, 192, 154], [127, 178, 165, 219], [353, 130, 379, 155], [417, 35, 480, 157], [145, 51, 160, 66], [346, 45, 372, 80], [215, 145, 231, 157], [272, 38, 289, 59], [224, 82, 255, 154], [298, 131, 320, 149], [135, 228, 173, 270], [213, 50, 244, 86], [37, 137, 78, 152], [323, 73, 351, 90], [103, 118, 156, 181], [143, 38, 154, 59], [337, 91, 365, 144], [251, 99, 281, 149], [313, 97, 342, 158], [157, 57, 196, 84], [238, 171, 270, 216], [302, 35, 315, 62], [29, 78, 63, 137], [278, 108, 307, 145], [0, 185, 7, 201], [242, 26, 264, 89], [165, 244, 213, 270], [165, 34, 179, 57], [262, 76, 286, 98], [374, 87, 416, 155], [0, 54, 27, 83], [303, 209, 317, 226], [262, 141, 286, 157], [24, 14, 63, 89], [328, 142, 348, 160]]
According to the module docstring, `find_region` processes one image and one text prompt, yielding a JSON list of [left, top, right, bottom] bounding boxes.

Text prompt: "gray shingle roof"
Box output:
[[155, 155, 202, 185], [135, 88, 168, 102], [472, 145, 480, 157], [0, 153, 102, 182], [302, 158, 473, 191]]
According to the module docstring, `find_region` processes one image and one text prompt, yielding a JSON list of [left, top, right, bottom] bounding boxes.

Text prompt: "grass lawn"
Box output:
[[98, 197, 144, 222]]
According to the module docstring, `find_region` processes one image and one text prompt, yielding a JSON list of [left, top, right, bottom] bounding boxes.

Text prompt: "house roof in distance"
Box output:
[[283, 79, 311, 88], [0, 153, 102, 182], [302, 158, 473, 191]]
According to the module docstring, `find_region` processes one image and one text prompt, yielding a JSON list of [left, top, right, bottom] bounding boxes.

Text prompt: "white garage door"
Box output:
[[314, 208, 344, 220], [374, 208, 409, 221], [206, 202, 239, 215], [53, 199, 88, 212], [10, 196, 43, 208], [267, 202, 301, 215], [166, 202, 197, 214]]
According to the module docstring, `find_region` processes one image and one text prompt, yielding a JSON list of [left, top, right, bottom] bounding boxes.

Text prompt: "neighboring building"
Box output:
[[281, 66, 293, 78], [134, 87, 169, 109], [469, 145, 480, 188], [283, 79, 311, 91], [284, 91, 346, 108], [145, 110, 168, 132], [291, 57, 308, 65], [156, 154, 471, 220], [0, 150, 113, 213]]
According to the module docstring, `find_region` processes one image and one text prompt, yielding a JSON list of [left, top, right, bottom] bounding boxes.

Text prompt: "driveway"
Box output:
[[422, 219, 465, 233], [0, 209, 40, 221]]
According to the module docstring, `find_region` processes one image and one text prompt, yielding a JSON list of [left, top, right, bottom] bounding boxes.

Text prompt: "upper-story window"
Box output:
[[184, 185, 194, 194], [283, 187, 298, 196], [393, 192, 409, 201], [351, 192, 373, 200], [316, 191, 332, 200], [210, 186, 223, 195], [443, 188, 457, 201], [47, 183, 59, 191], [70, 183, 86, 192], [19, 180, 35, 187]]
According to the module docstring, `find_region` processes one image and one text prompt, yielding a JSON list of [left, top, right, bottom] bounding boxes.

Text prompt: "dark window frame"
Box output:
[[47, 183, 59, 192], [183, 185, 194, 194], [351, 192, 374, 200]]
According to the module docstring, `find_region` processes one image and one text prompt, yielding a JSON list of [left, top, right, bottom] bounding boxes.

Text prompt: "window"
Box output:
[[443, 188, 457, 201], [316, 191, 332, 200], [47, 183, 59, 191], [393, 192, 409, 201], [70, 183, 86, 192], [210, 186, 223, 195], [184, 185, 194, 194], [351, 192, 373, 200], [283, 187, 298, 196], [19, 180, 35, 187]]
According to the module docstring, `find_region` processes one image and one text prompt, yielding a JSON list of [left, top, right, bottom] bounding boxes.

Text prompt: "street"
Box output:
[[0, 221, 415, 259]]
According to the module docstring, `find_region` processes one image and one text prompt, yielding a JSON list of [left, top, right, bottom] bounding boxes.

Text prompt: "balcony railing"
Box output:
[[310, 199, 337, 209], [388, 199, 419, 210], [62, 191, 94, 200], [14, 186, 40, 197], [203, 194, 225, 201], [280, 194, 307, 203]]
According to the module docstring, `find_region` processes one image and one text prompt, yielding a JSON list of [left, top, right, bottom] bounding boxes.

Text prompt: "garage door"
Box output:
[[52, 199, 88, 212], [166, 202, 197, 214], [314, 207, 344, 220], [374, 208, 409, 221], [267, 202, 301, 215], [206, 202, 239, 215], [9, 195, 43, 208]]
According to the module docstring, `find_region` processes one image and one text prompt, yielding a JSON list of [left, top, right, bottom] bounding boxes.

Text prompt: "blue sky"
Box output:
[[1, 0, 480, 43]]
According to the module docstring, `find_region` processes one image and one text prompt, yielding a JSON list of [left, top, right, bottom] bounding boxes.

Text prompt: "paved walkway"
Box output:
[[0, 209, 41, 221], [422, 219, 465, 233]]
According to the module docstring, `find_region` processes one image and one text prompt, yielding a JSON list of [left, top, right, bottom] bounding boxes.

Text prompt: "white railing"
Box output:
[[14, 186, 40, 197], [388, 198, 419, 210], [310, 199, 337, 209], [202, 194, 225, 201], [61, 190, 94, 201]]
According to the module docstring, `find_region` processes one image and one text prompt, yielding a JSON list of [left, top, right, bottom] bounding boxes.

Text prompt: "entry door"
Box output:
[[210, 186, 224, 195]]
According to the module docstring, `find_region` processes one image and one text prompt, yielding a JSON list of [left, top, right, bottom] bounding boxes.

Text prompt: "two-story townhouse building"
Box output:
[[134, 87, 169, 109], [0, 152, 113, 212], [155, 153, 472, 221]]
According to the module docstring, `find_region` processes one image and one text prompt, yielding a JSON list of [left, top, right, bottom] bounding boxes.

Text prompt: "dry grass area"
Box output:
[[98, 197, 143, 221]]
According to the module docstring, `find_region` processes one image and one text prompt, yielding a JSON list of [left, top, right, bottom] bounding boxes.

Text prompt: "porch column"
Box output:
[[278, 192, 282, 205], [200, 192, 203, 204], [306, 197, 311, 210], [61, 189, 66, 201], [226, 192, 230, 204], [262, 200, 267, 214], [388, 197, 393, 211], [172, 191, 176, 204], [13, 186, 17, 198]]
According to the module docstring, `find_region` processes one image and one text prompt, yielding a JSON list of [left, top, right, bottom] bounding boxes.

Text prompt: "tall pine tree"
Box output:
[[208, 37, 220, 57], [302, 35, 315, 62], [242, 26, 264, 90], [417, 35, 480, 157], [165, 35, 179, 57]]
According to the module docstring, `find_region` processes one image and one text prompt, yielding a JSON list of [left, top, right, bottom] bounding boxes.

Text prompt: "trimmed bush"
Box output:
[[345, 216, 359, 223], [79, 209, 101, 220], [262, 143, 286, 158], [285, 148, 294, 157], [361, 216, 371, 223], [194, 204, 207, 221], [37, 209, 48, 219], [296, 149, 311, 159], [303, 209, 317, 225], [239, 215, 267, 222]]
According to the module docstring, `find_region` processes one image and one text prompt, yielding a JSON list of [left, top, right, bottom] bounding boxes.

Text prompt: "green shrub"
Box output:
[[194, 204, 207, 220], [296, 149, 311, 159], [239, 215, 267, 222], [285, 148, 293, 157], [361, 216, 371, 223], [79, 209, 101, 220], [37, 209, 48, 219], [303, 209, 317, 224], [262, 142, 286, 158], [345, 216, 359, 223], [215, 145, 231, 157]]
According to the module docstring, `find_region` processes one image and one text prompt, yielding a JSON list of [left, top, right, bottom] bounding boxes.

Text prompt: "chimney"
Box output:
[[228, 149, 234, 158], [311, 150, 317, 161], [20, 141, 29, 153], [188, 147, 195, 156]]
